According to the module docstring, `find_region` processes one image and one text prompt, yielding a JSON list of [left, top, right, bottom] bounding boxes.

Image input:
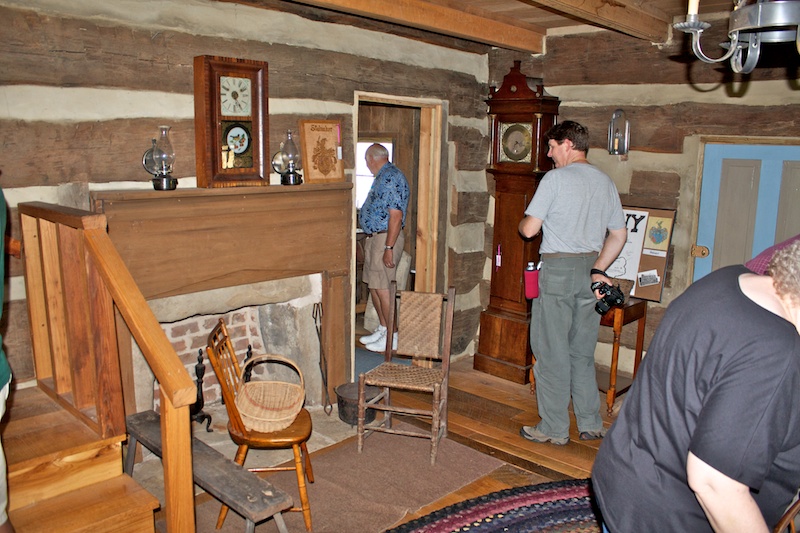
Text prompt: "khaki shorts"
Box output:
[[363, 231, 404, 290]]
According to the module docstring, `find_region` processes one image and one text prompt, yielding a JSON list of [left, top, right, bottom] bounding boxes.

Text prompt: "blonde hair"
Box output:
[[769, 240, 800, 308]]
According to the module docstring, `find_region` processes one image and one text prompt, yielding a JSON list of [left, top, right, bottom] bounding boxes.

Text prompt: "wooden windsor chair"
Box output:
[[205, 318, 315, 531]]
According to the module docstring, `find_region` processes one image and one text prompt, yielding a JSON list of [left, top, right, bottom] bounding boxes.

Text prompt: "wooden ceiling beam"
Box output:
[[290, 0, 547, 53], [521, 0, 670, 42]]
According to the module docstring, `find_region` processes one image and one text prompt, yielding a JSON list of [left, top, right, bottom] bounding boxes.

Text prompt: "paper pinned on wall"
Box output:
[[609, 207, 676, 302]]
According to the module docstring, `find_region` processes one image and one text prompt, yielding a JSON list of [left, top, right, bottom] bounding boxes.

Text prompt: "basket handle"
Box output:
[[241, 354, 305, 391]]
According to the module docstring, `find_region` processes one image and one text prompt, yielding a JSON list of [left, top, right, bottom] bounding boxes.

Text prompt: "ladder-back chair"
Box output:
[[357, 282, 456, 464], [205, 318, 314, 531]]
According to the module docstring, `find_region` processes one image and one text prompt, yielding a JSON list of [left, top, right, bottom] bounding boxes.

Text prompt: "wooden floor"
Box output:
[[383, 356, 622, 527], [395, 357, 616, 479], [349, 315, 629, 527]]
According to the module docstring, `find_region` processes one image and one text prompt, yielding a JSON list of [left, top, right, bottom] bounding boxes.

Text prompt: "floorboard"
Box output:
[[356, 318, 629, 527]]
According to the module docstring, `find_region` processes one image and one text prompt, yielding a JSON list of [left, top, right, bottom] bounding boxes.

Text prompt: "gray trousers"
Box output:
[[530, 254, 604, 438]]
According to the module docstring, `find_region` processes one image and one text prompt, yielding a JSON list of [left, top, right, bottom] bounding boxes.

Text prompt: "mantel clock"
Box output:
[[475, 61, 560, 384], [194, 55, 269, 188]]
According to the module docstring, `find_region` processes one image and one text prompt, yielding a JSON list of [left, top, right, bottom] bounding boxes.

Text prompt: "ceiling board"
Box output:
[[288, 0, 737, 52]]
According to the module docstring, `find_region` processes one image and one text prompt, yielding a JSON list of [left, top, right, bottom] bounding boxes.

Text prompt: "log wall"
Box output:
[[0, 0, 491, 382], [490, 28, 799, 358], [1, 0, 798, 382]]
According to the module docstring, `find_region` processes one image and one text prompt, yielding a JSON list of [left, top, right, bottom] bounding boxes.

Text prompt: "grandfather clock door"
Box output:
[[490, 176, 540, 314]]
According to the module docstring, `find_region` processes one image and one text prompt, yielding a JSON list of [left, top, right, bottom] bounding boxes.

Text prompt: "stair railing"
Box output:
[[18, 202, 197, 532]]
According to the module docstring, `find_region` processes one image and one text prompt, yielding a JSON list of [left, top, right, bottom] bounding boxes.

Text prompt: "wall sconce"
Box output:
[[142, 125, 177, 190], [673, 0, 800, 74], [271, 129, 303, 185], [607, 109, 630, 157]]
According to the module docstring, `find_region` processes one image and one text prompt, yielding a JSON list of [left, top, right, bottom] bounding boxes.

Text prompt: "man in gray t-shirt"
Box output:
[[518, 121, 626, 446]]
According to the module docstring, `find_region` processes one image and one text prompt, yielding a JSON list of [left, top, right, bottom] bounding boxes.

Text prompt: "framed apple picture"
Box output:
[[194, 55, 269, 187]]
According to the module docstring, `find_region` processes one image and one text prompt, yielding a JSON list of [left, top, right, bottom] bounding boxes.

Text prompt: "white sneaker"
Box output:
[[364, 329, 387, 352], [366, 332, 397, 353], [359, 324, 386, 344]]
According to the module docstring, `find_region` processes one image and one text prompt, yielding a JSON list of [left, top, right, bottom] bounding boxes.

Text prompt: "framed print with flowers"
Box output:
[[298, 119, 345, 184]]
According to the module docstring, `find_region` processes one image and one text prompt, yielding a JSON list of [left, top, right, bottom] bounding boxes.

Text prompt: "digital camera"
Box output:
[[590, 281, 625, 315]]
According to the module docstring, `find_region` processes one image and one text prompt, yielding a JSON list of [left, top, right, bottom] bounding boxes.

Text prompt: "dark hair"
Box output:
[[545, 121, 590, 153]]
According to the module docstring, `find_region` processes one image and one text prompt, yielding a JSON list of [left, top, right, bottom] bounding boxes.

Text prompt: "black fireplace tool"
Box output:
[[191, 350, 213, 431]]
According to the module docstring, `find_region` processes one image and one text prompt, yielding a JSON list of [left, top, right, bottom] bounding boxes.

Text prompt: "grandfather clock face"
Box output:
[[499, 122, 533, 163]]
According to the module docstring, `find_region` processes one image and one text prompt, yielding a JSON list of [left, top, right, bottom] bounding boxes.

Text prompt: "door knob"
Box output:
[[691, 244, 709, 258]]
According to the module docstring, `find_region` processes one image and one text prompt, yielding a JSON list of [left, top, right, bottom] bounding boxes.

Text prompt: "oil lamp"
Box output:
[[142, 125, 177, 190], [271, 130, 303, 185]]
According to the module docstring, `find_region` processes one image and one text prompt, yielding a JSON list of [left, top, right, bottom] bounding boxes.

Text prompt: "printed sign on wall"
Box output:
[[607, 207, 676, 302]]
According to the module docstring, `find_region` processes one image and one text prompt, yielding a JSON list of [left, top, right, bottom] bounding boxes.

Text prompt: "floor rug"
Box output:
[[387, 479, 601, 533], [355, 347, 410, 376], [160, 425, 504, 532]]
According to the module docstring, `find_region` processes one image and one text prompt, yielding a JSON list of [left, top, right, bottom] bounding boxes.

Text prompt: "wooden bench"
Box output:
[[124, 410, 293, 533]]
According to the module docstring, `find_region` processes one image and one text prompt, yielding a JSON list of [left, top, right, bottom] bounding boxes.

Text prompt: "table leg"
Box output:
[[606, 309, 623, 415], [633, 305, 646, 376]]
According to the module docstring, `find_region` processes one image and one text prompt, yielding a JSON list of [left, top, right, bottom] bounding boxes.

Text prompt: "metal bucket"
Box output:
[[335, 382, 380, 426]]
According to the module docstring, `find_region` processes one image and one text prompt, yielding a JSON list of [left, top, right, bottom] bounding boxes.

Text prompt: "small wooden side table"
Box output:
[[599, 297, 647, 415]]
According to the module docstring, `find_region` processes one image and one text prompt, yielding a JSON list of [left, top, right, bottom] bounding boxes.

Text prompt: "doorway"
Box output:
[[693, 140, 800, 282], [353, 93, 445, 376], [355, 92, 444, 293]]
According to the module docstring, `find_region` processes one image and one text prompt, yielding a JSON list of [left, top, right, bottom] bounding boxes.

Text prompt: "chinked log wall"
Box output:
[[0, 0, 491, 383], [488, 27, 797, 350]]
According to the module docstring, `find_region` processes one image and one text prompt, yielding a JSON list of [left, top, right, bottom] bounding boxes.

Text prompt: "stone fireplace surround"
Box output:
[[135, 276, 324, 414]]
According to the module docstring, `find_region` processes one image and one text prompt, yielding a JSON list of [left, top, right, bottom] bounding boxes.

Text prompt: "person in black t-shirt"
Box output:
[[593, 241, 800, 532]]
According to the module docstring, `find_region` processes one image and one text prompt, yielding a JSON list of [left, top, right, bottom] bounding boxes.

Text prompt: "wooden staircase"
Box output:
[[4, 203, 198, 531], [5, 387, 159, 531]]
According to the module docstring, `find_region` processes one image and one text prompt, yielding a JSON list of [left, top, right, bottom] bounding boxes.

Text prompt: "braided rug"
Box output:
[[387, 478, 600, 533]]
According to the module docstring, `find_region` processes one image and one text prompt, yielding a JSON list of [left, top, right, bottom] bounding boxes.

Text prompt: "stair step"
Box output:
[[4, 386, 124, 510], [9, 474, 159, 532]]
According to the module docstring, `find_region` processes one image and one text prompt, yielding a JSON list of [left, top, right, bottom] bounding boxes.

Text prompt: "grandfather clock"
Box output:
[[474, 61, 560, 383]]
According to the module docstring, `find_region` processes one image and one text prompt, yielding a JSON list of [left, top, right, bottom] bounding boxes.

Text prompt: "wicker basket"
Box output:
[[236, 354, 305, 433]]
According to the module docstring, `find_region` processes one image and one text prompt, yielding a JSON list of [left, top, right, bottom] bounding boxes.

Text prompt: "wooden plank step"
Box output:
[[4, 386, 125, 511], [9, 474, 159, 533], [125, 410, 292, 532], [4, 387, 111, 468]]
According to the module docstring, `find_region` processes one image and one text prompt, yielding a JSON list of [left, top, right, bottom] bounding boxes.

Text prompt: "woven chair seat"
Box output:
[[364, 362, 444, 392]]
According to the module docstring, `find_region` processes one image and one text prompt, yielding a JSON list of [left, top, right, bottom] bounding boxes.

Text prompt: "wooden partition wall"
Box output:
[[91, 184, 354, 408]]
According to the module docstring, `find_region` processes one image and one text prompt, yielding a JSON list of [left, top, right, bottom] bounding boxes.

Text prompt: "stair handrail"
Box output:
[[18, 201, 196, 532]]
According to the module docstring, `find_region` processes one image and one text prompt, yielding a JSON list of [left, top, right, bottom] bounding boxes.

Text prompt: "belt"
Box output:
[[364, 230, 387, 238], [540, 252, 598, 259]]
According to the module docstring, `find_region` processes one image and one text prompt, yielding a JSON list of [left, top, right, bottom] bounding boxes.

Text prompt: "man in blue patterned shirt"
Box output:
[[358, 144, 410, 352]]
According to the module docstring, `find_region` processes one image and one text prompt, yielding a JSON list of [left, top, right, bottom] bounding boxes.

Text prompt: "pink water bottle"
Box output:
[[524, 262, 539, 299]]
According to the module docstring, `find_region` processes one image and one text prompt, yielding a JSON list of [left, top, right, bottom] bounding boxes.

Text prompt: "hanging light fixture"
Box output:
[[673, 0, 800, 74]]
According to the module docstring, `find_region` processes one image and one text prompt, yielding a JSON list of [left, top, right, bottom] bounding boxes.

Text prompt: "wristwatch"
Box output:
[[384, 245, 393, 250]]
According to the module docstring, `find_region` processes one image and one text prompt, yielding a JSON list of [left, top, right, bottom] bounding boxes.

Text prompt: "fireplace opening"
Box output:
[[132, 275, 324, 415]]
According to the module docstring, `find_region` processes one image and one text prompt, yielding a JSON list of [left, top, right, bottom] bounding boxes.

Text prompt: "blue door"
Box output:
[[693, 144, 800, 282]]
